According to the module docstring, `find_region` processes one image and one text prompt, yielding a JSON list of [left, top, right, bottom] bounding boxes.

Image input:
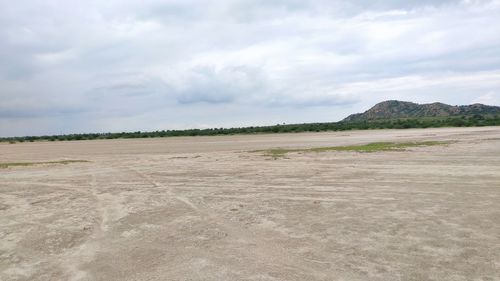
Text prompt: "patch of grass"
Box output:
[[259, 141, 452, 159], [311, 141, 450, 152], [264, 149, 295, 159], [0, 160, 89, 169]]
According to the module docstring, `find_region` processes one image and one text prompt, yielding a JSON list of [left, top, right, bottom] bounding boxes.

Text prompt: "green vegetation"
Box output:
[[1, 114, 499, 143], [343, 100, 500, 122], [260, 141, 451, 159], [262, 148, 293, 159], [0, 160, 89, 169], [309, 141, 450, 152]]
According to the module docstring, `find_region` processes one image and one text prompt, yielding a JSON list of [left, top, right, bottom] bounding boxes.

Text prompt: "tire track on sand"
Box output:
[[60, 171, 114, 281], [121, 165, 328, 277]]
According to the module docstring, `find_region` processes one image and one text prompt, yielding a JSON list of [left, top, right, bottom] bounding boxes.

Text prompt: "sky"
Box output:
[[1, 0, 500, 137]]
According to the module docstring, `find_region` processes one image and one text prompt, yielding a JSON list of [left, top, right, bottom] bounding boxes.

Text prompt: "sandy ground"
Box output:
[[1, 127, 499, 281]]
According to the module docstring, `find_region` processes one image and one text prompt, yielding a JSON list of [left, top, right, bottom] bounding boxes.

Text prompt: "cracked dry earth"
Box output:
[[1, 127, 500, 281]]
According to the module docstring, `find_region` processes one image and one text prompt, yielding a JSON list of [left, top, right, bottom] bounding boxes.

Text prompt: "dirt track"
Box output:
[[1, 127, 500, 281]]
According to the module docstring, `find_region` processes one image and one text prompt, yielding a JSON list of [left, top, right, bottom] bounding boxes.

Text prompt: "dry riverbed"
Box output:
[[1, 127, 499, 281]]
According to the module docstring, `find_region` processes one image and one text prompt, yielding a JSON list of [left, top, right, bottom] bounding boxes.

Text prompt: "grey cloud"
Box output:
[[343, 0, 462, 11], [265, 95, 359, 108], [1, 0, 500, 137], [137, 1, 204, 22], [170, 66, 266, 104], [82, 76, 173, 118], [0, 97, 87, 118], [0, 107, 85, 119]]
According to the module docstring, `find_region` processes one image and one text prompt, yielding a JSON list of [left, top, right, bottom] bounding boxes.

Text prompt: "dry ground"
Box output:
[[1, 127, 499, 281]]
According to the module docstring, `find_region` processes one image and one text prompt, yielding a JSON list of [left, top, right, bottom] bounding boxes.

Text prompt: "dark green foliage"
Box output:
[[343, 100, 500, 121], [1, 114, 499, 143]]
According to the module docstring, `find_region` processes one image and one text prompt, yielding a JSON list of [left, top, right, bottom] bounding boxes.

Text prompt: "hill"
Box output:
[[1, 101, 500, 142], [343, 100, 500, 122]]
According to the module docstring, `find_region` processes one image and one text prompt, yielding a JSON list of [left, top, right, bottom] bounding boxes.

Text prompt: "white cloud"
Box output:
[[473, 92, 500, 105], [0, 0, 499, 136]]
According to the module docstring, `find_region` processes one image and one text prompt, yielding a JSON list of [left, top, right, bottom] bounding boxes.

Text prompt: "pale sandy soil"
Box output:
[[1, 127, 499, 281]]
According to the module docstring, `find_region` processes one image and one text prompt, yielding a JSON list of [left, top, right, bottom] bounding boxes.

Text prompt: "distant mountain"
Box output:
[[343, 100, 500, 122]]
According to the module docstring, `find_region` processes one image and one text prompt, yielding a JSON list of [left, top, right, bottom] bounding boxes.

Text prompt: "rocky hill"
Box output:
[[343, 100, 500, 122]]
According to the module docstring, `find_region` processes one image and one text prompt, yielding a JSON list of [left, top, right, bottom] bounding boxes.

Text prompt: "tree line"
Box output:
[[2, 114, 499, 143]]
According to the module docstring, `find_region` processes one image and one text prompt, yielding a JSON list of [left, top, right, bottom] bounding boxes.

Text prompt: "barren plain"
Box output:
[[1, 127, 499, 281]]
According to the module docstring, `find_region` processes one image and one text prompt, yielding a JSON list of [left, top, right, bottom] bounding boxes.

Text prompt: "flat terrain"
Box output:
[[1, 127, 499, 281]]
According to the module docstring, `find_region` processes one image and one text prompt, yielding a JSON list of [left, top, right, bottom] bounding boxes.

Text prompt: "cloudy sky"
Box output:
[[1, 0, 500, 137]]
